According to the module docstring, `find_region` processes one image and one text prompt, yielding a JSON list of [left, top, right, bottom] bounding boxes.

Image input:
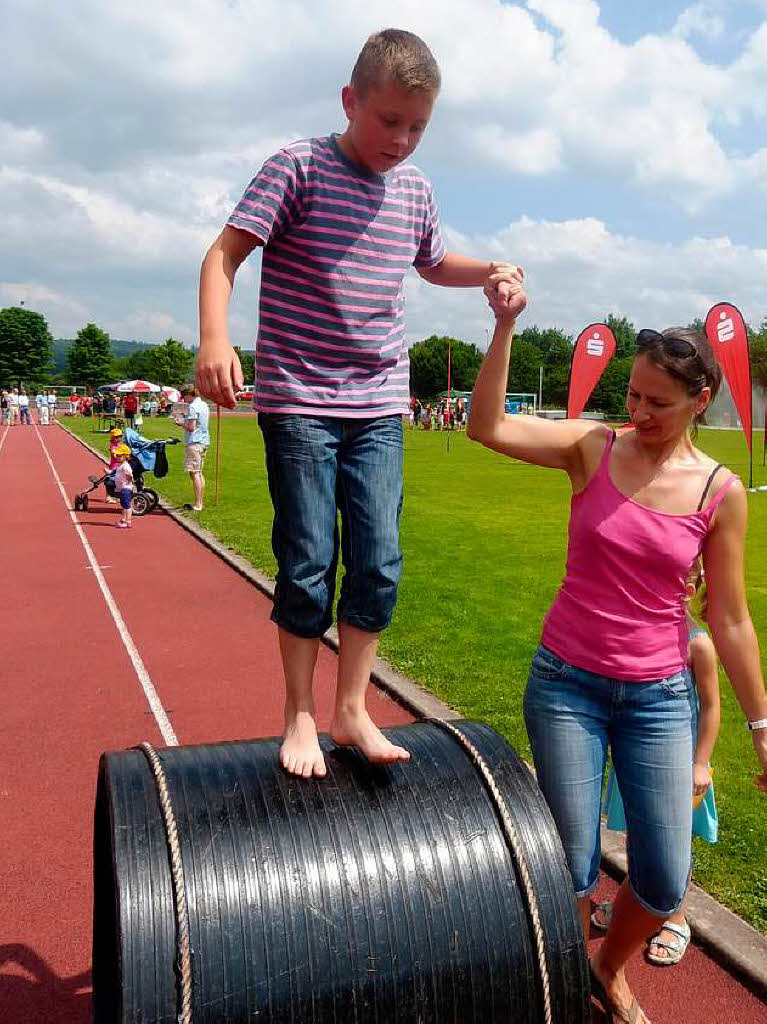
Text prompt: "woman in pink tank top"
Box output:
[[469, 267, 767, 1024]]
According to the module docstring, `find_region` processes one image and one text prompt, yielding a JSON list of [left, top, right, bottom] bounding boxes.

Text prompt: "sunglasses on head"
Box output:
[[635, 328, 698, 359]]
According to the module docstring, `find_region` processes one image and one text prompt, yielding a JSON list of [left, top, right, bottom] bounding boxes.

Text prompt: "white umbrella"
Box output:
[[161, 386, 181, 402], [116, 379, 161, 393]]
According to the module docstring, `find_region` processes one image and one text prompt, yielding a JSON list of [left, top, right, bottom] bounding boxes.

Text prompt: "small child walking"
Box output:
[[113, 445, 134, 528], [592, 563, 720, 965], [105, 427, 124, 503]]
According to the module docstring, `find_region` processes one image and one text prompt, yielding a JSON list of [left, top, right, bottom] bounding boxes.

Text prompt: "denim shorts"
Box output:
[[258, 413, 404, 638], [523, 645, 695, 916], [118, 488, 132, 510]]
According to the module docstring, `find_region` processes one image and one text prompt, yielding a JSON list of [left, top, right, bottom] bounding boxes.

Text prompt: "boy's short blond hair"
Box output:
[[350, 28, 441, 97]]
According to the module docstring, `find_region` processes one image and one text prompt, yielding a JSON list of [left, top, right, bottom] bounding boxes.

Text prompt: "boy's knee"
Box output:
[[272, 570, 334, 638], [337, 559, 402, 632]]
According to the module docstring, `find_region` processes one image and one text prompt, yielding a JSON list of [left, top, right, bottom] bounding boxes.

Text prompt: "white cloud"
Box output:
[[0, 282, 88, 321], [671, 3, 726, 41], [400, 216, 767, 345], [472, 124, 562, 174]]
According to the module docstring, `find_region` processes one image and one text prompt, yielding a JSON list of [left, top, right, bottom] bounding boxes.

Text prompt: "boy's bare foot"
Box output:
[[280, 711, 326, 778], [329, 708, 410, 764]]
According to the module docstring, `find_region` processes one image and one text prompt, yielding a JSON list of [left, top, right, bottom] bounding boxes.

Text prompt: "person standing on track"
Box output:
[[175, 384, 209, 513], [46, 389, 56, 422], [468, 266, 767, 1024], [592, 563, 720, 967], [194, 28, 518, 779], [35, 389, 47, 424], [8, 387, 19, 426], [18, 389, 31, 425]]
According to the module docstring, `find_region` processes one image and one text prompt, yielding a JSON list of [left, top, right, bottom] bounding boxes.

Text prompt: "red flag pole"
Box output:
[[215, 404, 221, 505]]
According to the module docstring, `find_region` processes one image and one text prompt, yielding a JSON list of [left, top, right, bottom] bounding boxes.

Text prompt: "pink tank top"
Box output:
[[540, 432, 736, 681]]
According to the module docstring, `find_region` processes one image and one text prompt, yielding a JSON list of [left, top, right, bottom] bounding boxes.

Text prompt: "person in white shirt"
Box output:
[[18, 389, 30, 425], [47, 390, 57, 420], [174, 384, 210, 512], [113, 445, 134, 528]]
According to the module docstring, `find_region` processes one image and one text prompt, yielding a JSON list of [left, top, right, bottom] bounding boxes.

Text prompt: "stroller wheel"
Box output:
[[142, 488, 159, 511], [131, 492, 151, 517], [74, 495, 83, 511], [81, 495, 89, 512]]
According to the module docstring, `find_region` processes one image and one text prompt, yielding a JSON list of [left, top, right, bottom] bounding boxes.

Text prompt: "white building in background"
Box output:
[[706, 382, 765, 431]]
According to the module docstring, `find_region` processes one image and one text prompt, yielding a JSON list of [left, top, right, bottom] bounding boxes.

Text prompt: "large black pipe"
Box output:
[[93, 720, 589, 1022]]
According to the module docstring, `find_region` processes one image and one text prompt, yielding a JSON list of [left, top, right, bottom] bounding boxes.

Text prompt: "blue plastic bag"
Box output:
[[604, 765, 718, 844]]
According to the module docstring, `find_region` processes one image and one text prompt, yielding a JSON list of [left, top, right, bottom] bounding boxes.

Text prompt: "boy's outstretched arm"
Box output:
[[417, 253, 517, 288], [197, 225, 261, 408]]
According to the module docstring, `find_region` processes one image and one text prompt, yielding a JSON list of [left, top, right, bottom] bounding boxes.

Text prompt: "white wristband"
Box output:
[[746, 718, 767, 731]]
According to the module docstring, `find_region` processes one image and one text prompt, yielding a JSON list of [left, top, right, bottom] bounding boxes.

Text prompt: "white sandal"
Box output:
[[590, 900, 613, 931], [647, 920, 691, 965]]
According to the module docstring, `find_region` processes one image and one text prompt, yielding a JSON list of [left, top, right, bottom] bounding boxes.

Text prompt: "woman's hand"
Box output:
[[693, 762, 712, 796]]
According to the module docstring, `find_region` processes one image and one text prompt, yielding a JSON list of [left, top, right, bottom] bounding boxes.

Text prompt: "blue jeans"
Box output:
[[523, 645, 695, 916], [258, 414, 404, 638]]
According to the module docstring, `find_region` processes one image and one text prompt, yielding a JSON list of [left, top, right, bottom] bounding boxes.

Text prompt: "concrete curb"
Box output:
[[61, 421, 767, 999]]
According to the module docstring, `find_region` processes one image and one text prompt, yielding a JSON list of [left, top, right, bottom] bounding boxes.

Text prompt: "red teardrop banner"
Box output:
[[704, 302, 752, 452], [567, 323, 616, 419]]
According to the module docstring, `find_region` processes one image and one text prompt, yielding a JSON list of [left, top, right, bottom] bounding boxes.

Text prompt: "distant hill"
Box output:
[[51, 338, 154, 372]]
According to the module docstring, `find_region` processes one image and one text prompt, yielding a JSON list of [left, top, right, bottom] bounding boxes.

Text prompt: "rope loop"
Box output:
[[136, 741, 193, 1024], [433, 720, 553, 1024]]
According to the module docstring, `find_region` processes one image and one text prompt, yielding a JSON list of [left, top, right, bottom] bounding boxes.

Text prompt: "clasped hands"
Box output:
[[485, 262, 527, 322]]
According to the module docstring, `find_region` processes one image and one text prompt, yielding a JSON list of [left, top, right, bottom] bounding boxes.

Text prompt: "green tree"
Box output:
[[0, 306, 54, 388], [67, 322, 113, 388], [233, 346, 255, 385], [143, 337, 194, 387], [112, 349, 152, 380], [511, 325, 573, 407], [748, 320, 767, 392], [605, 314, 637, 358], [507, 338, 543, 394], [515, 325, 572, 362], [408, 335, 483, 398], [588, 356, 633, 416]]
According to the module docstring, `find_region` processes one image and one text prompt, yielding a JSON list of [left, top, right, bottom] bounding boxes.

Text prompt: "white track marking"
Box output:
[[34, 424, 178, 746]]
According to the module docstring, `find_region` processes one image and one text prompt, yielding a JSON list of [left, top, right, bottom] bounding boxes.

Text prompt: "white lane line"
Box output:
[[34, 424, 178, 746]]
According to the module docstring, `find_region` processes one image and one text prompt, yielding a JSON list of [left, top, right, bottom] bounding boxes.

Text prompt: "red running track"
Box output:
[[0, 422, 764, 1023]]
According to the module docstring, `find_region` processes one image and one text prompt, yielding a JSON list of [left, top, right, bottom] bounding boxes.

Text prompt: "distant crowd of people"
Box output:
[[1, 388, 58, 425], [409, 396, 467, 431], [1, 387, 176, 428]]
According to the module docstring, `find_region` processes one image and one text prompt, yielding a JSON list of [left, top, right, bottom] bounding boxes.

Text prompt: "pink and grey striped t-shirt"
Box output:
[[227, 134, 445, 417]]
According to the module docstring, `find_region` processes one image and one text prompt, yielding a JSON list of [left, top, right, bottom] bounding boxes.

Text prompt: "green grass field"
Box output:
[[67, 414, 767, 933]]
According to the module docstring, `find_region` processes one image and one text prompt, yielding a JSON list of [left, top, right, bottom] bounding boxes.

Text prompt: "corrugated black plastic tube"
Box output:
[[92, 720, 590, 1022]]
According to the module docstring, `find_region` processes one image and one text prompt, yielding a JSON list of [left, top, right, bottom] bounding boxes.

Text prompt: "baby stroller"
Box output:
[[74, 429, 180, 516]]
